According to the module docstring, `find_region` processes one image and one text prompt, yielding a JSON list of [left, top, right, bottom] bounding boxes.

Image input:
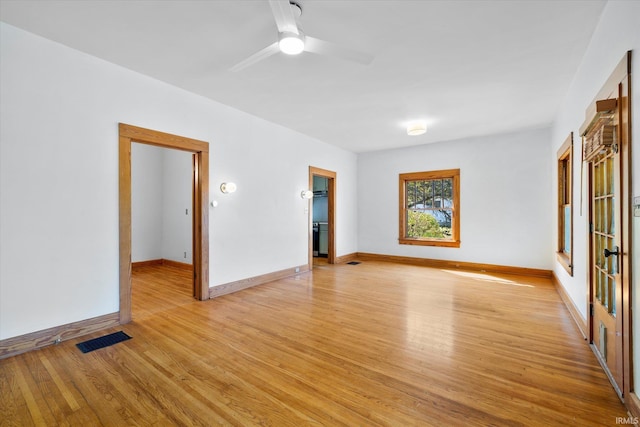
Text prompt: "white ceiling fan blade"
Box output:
[[230, 42, 280, 72], [304, 36, 374, 65], [268, 0, 299, 34]]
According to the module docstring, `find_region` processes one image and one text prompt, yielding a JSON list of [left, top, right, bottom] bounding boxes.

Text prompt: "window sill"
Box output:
[[399, 238, 460, 248], [556, 252, 573, 276]]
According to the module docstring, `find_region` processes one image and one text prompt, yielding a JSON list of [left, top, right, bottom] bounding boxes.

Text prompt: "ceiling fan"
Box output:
[[230, 0, 374, 72]]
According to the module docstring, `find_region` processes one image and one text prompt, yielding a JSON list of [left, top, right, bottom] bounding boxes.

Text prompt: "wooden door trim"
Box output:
[[119, 123, 209, 324], [309, 167, 337, 266], [619, 53, 633, 405]]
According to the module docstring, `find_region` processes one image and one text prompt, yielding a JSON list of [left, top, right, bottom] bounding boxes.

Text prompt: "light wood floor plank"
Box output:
[[0, 260, 627, 425], [12, 357, 49, 426], [0, 357, 36, 427]]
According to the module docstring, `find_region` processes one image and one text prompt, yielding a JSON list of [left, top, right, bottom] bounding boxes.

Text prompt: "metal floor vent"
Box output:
[[76, 331, 131, 353]]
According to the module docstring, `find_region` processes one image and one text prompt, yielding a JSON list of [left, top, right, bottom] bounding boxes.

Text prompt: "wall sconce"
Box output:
[[300, 190, 314, 199], [406, 120, 427, 136], [220, 182, 237, 194]]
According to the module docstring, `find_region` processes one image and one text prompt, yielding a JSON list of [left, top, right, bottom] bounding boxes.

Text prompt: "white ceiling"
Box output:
[[0, 0, 606, 153]]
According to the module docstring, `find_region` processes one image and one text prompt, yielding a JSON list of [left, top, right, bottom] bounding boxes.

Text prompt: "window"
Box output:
[[399, 169, 460, 247], [557, 133, 573, 275]]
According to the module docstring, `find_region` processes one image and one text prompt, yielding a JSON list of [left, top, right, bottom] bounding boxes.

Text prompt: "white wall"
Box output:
[[358, 127, 552, 270], [160, 149, 192, 264], [549, 0, 640, 388], [131, 143, 164, 262], [0, 22, 358, 340], [131, 144, 192, 264]]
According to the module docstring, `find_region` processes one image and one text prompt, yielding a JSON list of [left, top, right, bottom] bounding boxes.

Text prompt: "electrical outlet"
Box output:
[[184, 252, 187, 259]]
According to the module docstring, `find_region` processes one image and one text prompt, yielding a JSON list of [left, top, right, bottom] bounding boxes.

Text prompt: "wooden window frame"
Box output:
[[399, 169, 460, 248], [557, 133, 573, 276]]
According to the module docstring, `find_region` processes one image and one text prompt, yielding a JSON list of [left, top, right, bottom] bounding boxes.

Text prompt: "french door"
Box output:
[[584, 51, 631, 400], [590, 144, 623, 396]]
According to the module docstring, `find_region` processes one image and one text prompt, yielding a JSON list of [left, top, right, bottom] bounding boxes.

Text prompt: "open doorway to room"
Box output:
[[309, 167, 336, 268], [130, 143, 194, 319], [119, 124, 209, 324]]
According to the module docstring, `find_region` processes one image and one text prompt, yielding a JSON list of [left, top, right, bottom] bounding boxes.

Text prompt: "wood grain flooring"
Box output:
[[0, 261, 627, 426]]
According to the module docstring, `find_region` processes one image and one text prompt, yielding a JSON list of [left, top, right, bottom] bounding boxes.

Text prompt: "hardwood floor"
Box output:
[[131, 264, 195, 320], [0, 261, 627, 426], [313, 256, 329, 267]]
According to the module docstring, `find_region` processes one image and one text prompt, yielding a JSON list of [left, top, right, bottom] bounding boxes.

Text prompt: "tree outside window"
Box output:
[[399, 169, 460, 247]]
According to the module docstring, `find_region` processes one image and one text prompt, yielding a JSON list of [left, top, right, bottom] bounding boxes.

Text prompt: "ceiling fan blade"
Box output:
[[230, 42, 280, 72], [268, 0, 299, 34], [305, 36, 374, 65]]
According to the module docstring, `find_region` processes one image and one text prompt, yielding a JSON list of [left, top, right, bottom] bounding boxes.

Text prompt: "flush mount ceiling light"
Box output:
[[220, 182, 237, 194], [300, 190, 314, 199], [407, 121, 427, 136], [279, 31, 305, 55]]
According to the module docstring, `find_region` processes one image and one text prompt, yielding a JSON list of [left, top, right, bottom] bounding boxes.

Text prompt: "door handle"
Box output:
[[604, 246, 619, 258]]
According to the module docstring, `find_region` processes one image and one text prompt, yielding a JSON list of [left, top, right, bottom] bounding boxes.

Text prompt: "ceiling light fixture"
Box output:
[[407, 121, 427, 136], [278, 31, 305, 55]]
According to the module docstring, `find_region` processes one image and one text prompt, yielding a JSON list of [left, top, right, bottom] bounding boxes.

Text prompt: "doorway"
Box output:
[[309, 167, 336, 267], [130, 143, 194, 317], [582, 52, 632, 400], [119, 123, 209, 324], [131, 144, 192, 269]]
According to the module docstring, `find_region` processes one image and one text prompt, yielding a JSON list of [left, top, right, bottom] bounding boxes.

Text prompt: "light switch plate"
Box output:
[[634, 196, 640, 217]]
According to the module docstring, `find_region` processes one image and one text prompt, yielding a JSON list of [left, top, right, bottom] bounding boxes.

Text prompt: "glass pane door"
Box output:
[[590, 140, 622, 395], [593, 151, 616, 315]]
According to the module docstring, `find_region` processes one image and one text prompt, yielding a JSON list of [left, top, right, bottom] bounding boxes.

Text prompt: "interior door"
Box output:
[[589, 120, 623, 397]]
